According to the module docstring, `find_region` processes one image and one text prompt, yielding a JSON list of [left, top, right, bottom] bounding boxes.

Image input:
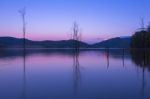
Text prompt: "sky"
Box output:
[[0, 0, 150, 43]]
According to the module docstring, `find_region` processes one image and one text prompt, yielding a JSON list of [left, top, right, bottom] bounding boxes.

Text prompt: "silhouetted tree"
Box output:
[[131, 30, 148, 48], [147, 23, 150, 32], [131, 23, 150, 48]]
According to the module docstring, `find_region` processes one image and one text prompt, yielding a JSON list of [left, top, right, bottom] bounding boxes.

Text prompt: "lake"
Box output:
[[0, 49, 150, 99]]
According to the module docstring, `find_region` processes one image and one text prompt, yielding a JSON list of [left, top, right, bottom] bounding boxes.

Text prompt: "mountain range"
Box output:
[[0, 37, 131, 48], [92, 37, 131, 48]]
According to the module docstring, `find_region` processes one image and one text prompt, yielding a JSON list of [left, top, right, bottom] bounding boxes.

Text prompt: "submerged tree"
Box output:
[[71, 22, 82, 94], [19, 7, 27, 99]]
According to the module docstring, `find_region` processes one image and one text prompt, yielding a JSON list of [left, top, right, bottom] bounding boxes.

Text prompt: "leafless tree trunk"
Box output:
[[19, 7, 27, 49], [72, 22, 82, 51]]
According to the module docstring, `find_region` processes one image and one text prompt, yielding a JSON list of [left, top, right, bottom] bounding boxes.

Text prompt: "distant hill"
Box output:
[[0, 37, 90, 48], [0, 37, 131, 48], [92, 37, 131, 48]]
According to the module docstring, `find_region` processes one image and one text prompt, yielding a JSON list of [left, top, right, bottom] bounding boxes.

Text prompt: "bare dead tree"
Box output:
[[19, 7, 27, 49], [140, 17, 145, 31], [72, 22, 82, 51]]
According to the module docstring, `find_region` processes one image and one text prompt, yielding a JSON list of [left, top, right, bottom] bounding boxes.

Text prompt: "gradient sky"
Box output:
[[0, 0, 150, 43]]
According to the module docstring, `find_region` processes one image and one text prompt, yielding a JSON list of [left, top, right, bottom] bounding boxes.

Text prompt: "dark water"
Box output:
[[0, 49, 150, 99]]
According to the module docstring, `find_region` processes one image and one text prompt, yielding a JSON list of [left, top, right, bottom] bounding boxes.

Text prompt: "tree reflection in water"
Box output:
[[122, 49, 125, 67], [131, 49, 150, 70], [72, 48, 81, 95], [105, 48, 110, 69], [131, 49, 150, 99], [21, 48, 27, 99], [105, 49, 126, 69]]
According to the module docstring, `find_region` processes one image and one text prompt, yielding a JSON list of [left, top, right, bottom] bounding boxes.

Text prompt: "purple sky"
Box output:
[[0, 0, 150, 43]]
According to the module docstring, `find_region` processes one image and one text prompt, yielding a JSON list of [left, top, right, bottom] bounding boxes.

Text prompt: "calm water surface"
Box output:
[[0, 49, 150, 99]]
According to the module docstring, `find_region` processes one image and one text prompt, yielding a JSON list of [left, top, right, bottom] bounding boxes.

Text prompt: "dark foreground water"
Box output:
[[0, 49, 150, 99]]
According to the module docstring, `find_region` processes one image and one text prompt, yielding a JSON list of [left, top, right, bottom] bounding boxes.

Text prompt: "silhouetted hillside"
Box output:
[[0, 37, 90, 48], [92, 37, 131, 48], [0, 37, 131, 48]]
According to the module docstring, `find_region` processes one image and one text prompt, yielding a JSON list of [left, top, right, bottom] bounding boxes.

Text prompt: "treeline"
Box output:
[[131, 24, 150, 48]]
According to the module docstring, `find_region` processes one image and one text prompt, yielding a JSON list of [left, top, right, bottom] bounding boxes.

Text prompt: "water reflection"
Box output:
[[131, 49, 150, 71], [122, 49, 125, 67], [104, 49, 126, 69], [105, 49, 110, 69], [0, 49, 150, 99], [131, 49, 150, 99], [21, 49, 26, 99], [0, 49, 130, 60], [72, 49, 81, 94]]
